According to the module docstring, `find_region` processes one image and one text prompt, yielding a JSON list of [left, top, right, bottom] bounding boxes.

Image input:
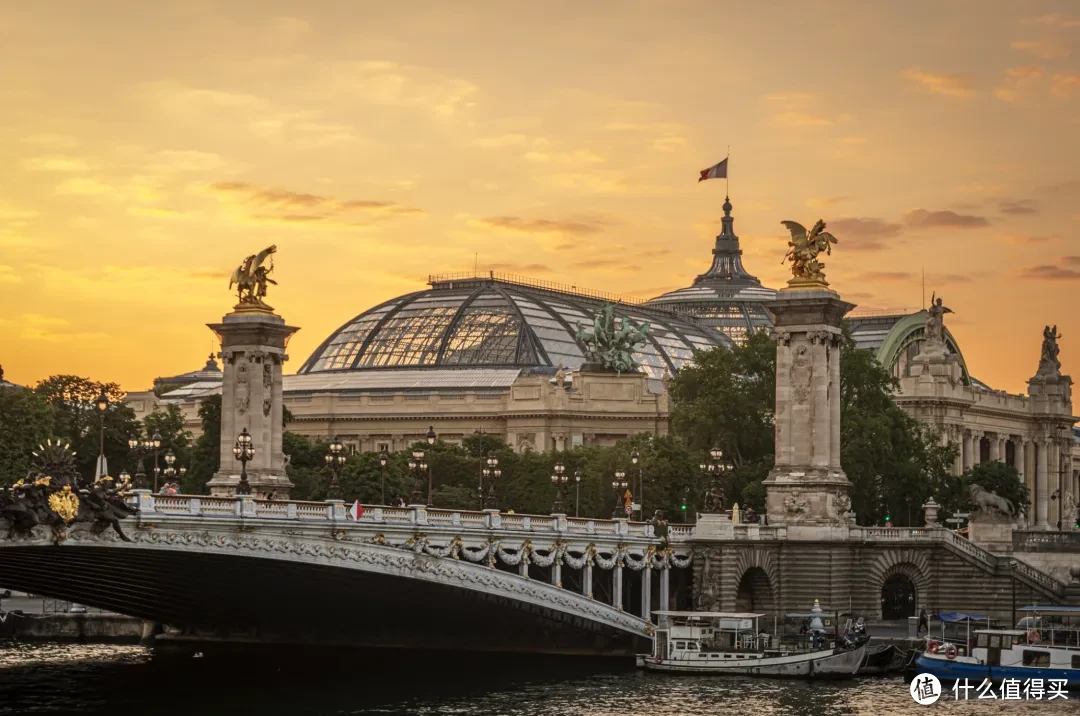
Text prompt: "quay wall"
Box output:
[[0, 613, 142, 642]]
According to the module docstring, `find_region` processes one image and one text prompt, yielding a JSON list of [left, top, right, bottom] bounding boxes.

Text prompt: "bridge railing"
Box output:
[[128, 492, 693, 542], [1013, 530, 1080, 552]]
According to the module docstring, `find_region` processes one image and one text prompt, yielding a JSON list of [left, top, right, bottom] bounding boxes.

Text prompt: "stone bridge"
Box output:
[[0, 492, 693, 656], [693, 520, 1079, 624]]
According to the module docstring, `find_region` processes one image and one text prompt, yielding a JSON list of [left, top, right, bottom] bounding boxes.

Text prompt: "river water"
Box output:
[[0, 642, 1073, 715]]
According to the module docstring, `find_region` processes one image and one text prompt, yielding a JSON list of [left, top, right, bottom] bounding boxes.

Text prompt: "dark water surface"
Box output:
[[0, 642, 1073, 715]]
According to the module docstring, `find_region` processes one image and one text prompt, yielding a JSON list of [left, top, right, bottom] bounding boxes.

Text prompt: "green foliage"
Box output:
[[33, 375, 140, 480], [182, 395, 221, 494], [668, 325, 956, 526], [0, 387, 56, 487], [937, 461, 1030, 518], [141, 404, 193, 485]]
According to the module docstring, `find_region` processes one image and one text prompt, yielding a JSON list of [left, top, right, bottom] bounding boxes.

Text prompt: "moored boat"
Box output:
[[639, 611, 867, 678]]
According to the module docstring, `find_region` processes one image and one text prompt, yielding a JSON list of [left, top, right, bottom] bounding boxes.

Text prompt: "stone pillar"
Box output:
[[952, 428, 964, 476], [1014, 437, 1025, 482], [583, 562, 593, 599], [999, 436, 1008, 462], [1037, 439, 1050, 529], [963, 431, 975, 472], [763, 289, 854, 531], [989, 433, 1000, 462], [973, 432, 983, 466], [1049, 442, 1061, 529], [1024, 440, 1036, 526], [613, 564, 623, 610], [207, 307, 298, 498], [659, 566, 670, 611], [552, 560, 562, 588], [641, 566, 652, 620]]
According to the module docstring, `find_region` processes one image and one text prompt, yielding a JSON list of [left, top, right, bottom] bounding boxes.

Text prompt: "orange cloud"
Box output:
[[1051, 73, 1080, 98], [903, 68, 975, 97], [473, 216, 603, 236], [903, 208, 989, 229], [1011, 39, 1070, 60]]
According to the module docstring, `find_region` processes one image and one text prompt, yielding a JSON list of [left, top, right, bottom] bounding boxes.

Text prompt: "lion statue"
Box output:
[[968, 483, 1014, 517]]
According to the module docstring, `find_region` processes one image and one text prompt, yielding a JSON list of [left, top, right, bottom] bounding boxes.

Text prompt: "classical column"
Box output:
[[963, 431, 975, 471], [989, 433, 1000, 462], [583, 562, 593, 599], [1013, 437, 1025, 481], [973, 432, 983, 466], [552, 559, 562, 588], [659, 566, 670, 612], [1036, 438, 1050, 529], [1049, 442, 1061, 530], [613, 563, 624, 610], [999, 436, 1008, 463], [831, 337, 842, 470], [641, 567, 652, 620]]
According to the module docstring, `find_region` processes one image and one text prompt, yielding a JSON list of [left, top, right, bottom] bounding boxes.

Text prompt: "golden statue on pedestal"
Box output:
[[781, 219, 838, 289], [229, 245, 278, 310]]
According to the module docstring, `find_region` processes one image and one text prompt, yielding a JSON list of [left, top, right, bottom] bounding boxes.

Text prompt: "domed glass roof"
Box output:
[[645, 197, 776, 344], [299, 275, 731, 380]]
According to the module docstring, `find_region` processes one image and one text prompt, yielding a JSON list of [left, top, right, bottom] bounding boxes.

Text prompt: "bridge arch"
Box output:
[[733, 548, 779, 616], [0, 524, 655, 655], [869, 550, 932, 620]]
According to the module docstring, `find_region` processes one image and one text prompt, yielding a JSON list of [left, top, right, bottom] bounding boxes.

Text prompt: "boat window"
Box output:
[[1022, 650, 1050, 667], [710, 654, 719, 659], [1072, 655, 1080, 669], [687, 642, 698, 651], [724, 654, 732, 659], [675, 641, 686, 649], [976, 633, 989, 648], [698, 654, 708, 659]]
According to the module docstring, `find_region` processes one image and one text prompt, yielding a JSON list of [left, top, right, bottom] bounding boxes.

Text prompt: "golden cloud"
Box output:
[[805, 196, 852, 208], [205, 182, 422, 216], [771, 111, 832, 127], [0, 265, 21, 284], [902, 68, 975, 98], [21, 156, 89, 172], [473, 216, 603, 236], [1011, 39, 1070, 60], [1051, 73, 1080, 98], [903, 208, 989, 229]]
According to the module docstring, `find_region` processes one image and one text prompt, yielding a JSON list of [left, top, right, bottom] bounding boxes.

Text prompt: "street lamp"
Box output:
[[631, 449, 645, 520], [700, 446, 732, 514], [161, 449, 178, 491], [233, 427, 254, 495], [127, 435, 151, 489], [324, 436, 346, 500], [482, 453, 500, 510], [425, 426, 437, 505], [409, 449, 426, 505], [150, 431, 162, 492], [551, 462, 569, 514], [612, 469, 629, 519], [379, 449, 389, 505], [574, 468, 583, 517], [95, 387, 109, 478]]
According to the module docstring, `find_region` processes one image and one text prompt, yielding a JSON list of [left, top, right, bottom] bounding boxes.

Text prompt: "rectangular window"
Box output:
[[675, 641, 686, 649], [1022, 650, 1050, 667], [377, 443, 390, 453]]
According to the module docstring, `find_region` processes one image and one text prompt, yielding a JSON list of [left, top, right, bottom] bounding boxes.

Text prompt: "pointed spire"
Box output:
[[694, 194, 761, 285]]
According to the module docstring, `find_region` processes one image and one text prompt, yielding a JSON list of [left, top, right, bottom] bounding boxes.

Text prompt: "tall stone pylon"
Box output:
[[763, 219, 854, 534], [207, 246, 298, 498]]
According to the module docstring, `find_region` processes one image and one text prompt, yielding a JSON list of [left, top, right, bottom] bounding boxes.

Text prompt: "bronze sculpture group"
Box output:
[[575, 304, 650, 374], [229, 244, 278, 308], [0, 440, 135, 544]]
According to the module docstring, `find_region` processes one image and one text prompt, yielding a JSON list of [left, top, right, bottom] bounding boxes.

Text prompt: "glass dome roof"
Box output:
[[299, 274, 732, 380], [645, 197, 776, 344]]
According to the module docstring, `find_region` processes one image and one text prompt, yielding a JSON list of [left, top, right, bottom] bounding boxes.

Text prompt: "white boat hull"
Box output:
[[640, 644, 867, 678]]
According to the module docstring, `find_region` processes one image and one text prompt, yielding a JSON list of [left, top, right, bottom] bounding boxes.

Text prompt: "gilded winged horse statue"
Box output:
[[229, 245, 277, 307], [780, 219, 838, 286]]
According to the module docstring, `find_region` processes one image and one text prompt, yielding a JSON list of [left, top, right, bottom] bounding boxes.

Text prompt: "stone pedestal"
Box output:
[[207, 306, 298, 498], [763, 288, 854, 530], [967, 512, 1015, 554], [695, 513, 734, 540]]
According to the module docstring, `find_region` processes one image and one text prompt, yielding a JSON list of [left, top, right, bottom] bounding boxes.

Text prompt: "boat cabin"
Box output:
[[929, 612, 990, 658], [652, 611, 770, 661], [1015, 606, 1080, 650]]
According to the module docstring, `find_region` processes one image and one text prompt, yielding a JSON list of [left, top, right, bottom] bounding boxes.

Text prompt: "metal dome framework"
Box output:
[[299, 274, 731, 380], [645, 196, 776, 344]]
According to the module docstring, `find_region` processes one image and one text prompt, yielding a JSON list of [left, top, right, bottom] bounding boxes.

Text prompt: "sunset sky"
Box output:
[[1, 1, 1078, 394]]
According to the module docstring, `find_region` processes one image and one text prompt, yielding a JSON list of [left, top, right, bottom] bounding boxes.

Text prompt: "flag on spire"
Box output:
[[698, 158, 728, 182]]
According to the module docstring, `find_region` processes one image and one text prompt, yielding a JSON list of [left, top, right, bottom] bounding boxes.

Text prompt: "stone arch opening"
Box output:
[[880, 572, 917, 620], [735, 567, 775, 615]]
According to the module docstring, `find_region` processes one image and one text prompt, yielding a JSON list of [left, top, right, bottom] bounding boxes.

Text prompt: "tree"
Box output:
[[142, 405, 193, 483], [0, 387, 56, 487], [182, 395, 221, 494], [669, 325, 956, 526], [937, 461, 1030, 520], [34, 375, 140, 480]]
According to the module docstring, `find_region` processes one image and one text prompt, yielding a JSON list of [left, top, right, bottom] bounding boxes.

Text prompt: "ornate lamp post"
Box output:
[[551, 462, 569, 514], [150, 431, 163, 492], [233, 427, 254, 495], [161, 449, 178, 491], [127, 434, 154, 489], [324, 436, 346, 500], [574, 468, 583, 517], [426, 425, 437, 506], [700, 446, 732, 514], [482, 453, 500, 510], [379, 449, 389, 505], [612, 469, 629, 519], [95, 387, 109, 478], [408, 449, 427, 505], [631, 449, 644, 521]]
